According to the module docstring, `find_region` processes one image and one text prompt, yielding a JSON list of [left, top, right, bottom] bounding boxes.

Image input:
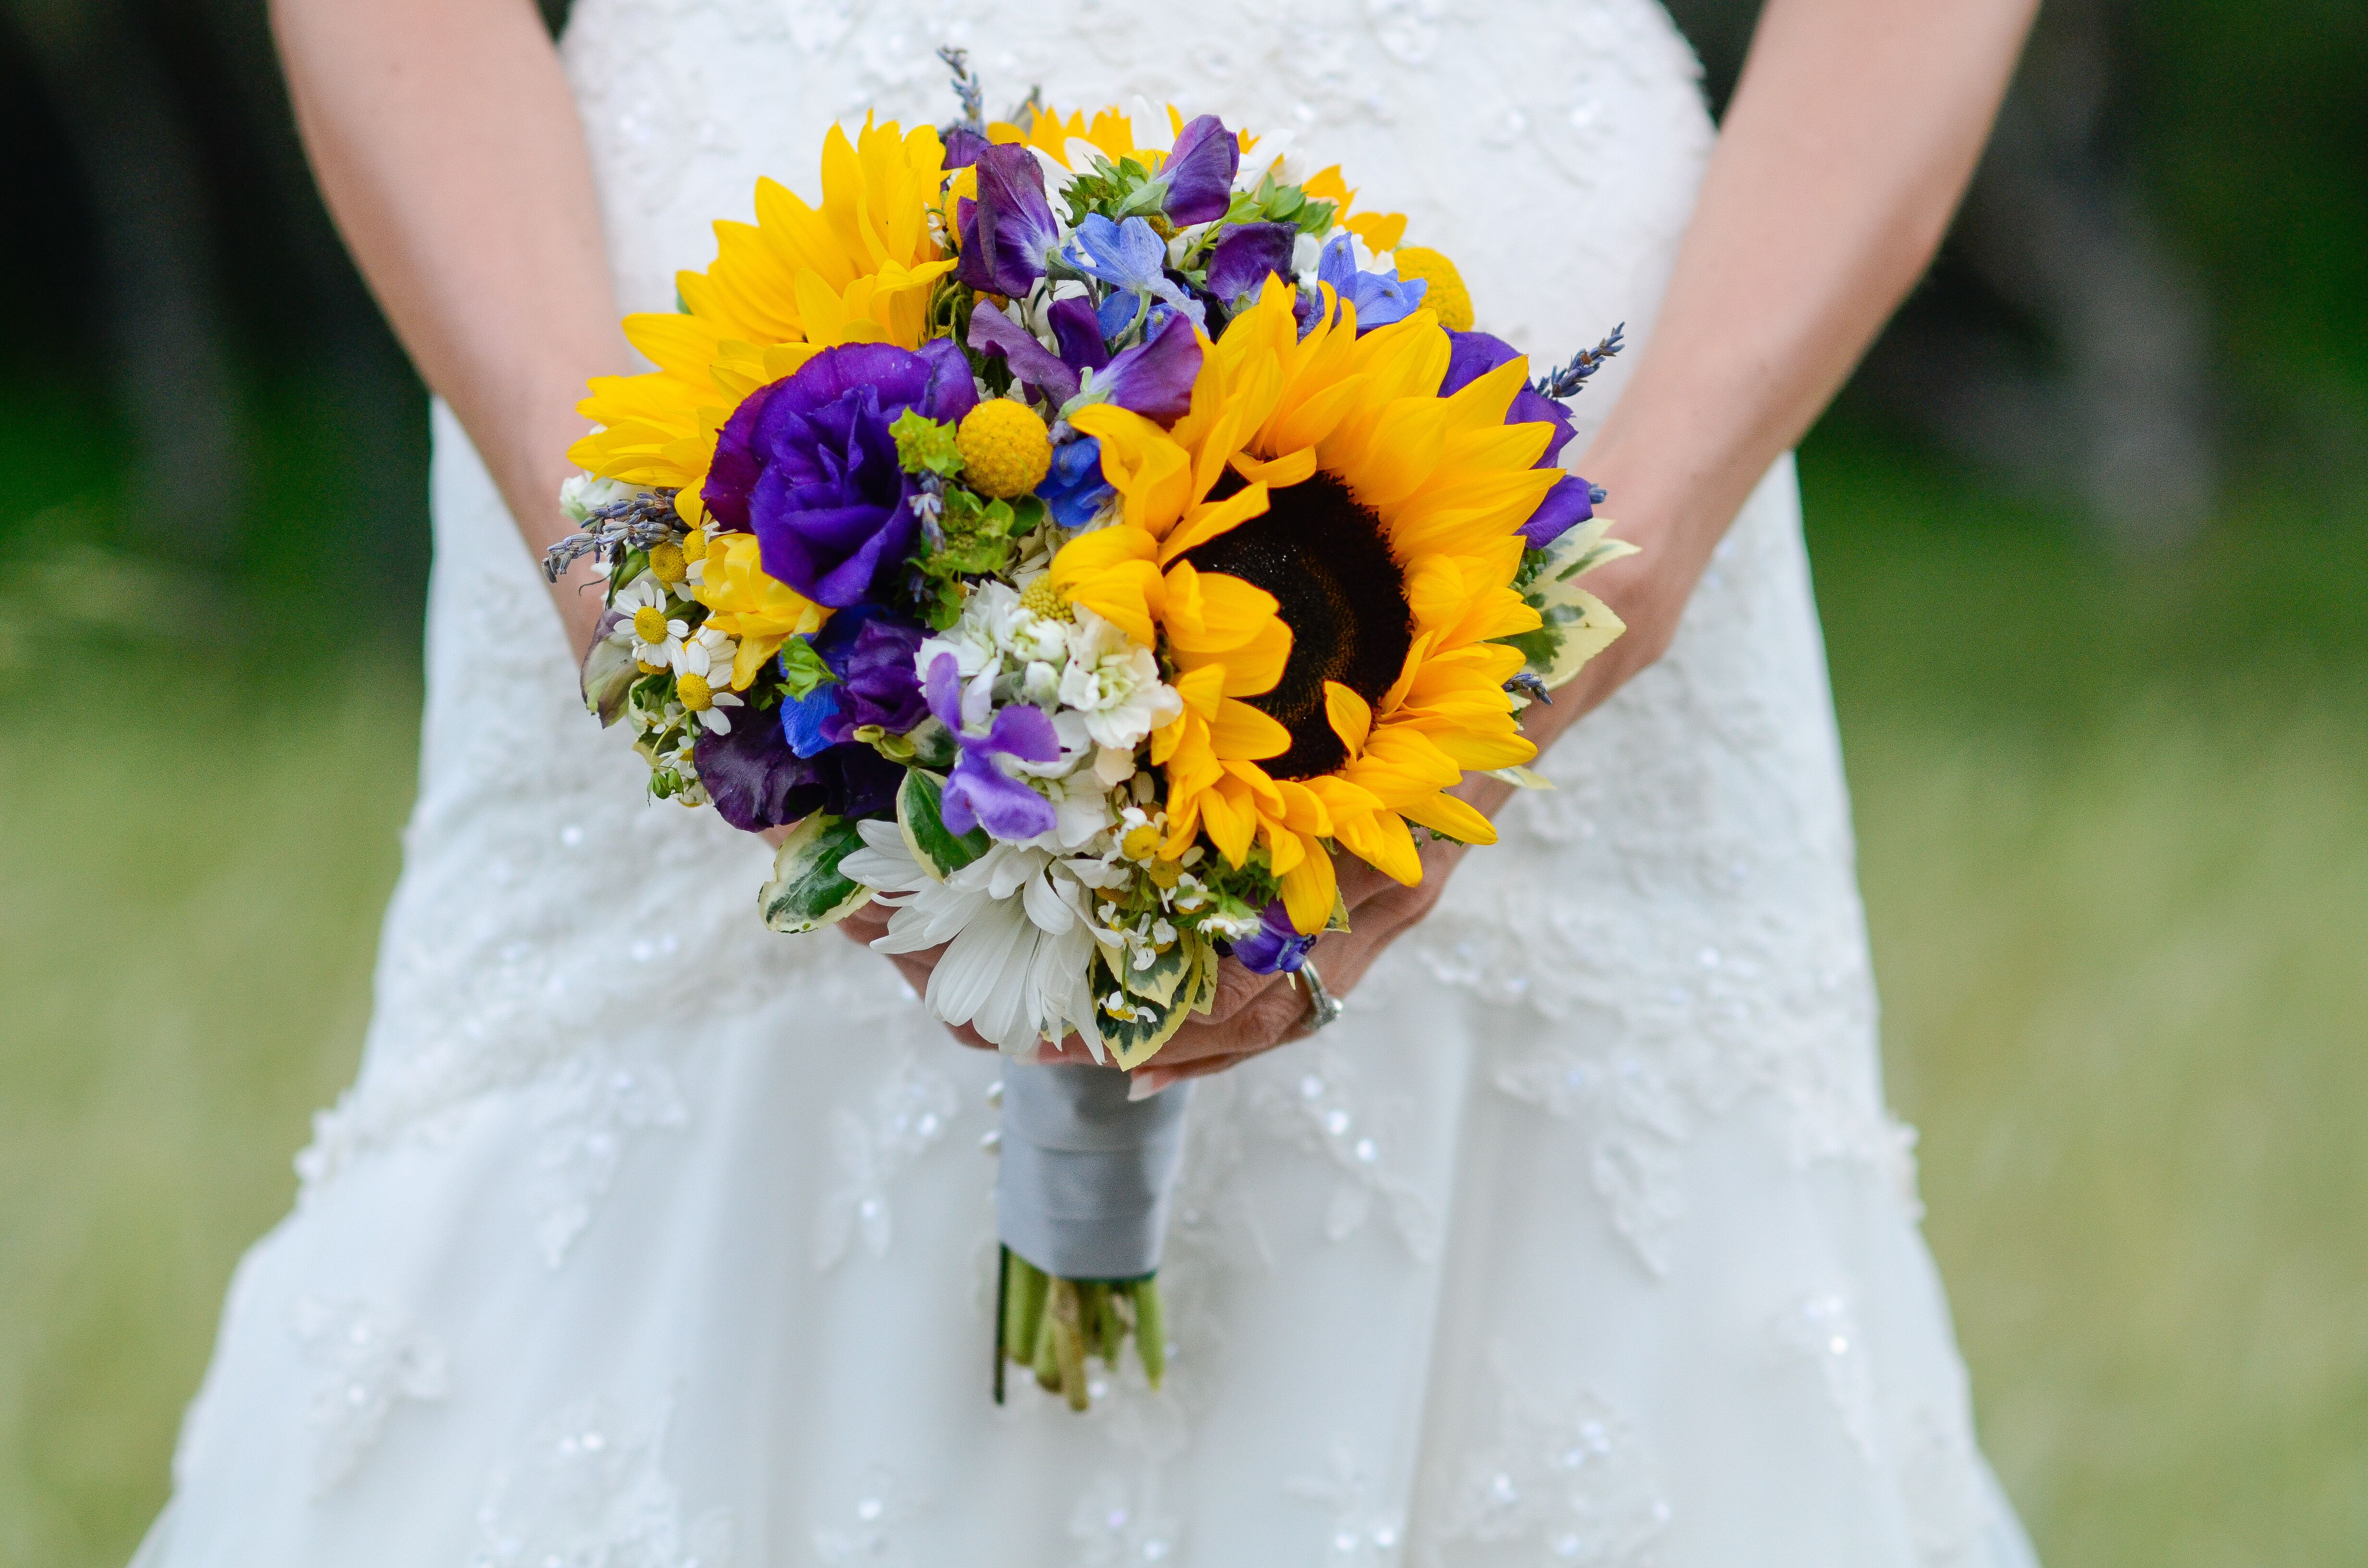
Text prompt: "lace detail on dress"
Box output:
[[1425, 1352, 1670, 1566], [290, 1296, 450, 1494], [1774, 1291, 1878, 1462], [1491, 1043, 1687, 1274], [1251, 1045, 1439, 1261], [1289, 1443, 1409, 1566], [1898, 1405, 1989, 1567], [471, 1396, 732, 1568], [1069, 1468, 1185, 1566], [530, 1055, 690, 1265], [813, 1466, 927, 1566], [814, 1047, 960, 1270]]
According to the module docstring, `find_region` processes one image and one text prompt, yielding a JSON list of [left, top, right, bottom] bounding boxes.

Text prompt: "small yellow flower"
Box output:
[[958, 400, 1053, 499], [1392, 247, 1473, 332], [678, 671, 715, 711], [648, 541, 688, 583], [632, 606, 672, 644]]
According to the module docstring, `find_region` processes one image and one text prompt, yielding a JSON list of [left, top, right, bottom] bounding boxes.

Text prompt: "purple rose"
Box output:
[[703, 341, 978, 608], [1440, 329, 1599, 549]]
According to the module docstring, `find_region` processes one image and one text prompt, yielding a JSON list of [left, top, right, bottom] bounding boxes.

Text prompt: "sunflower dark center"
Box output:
[[1182, 470, 1411, 780]]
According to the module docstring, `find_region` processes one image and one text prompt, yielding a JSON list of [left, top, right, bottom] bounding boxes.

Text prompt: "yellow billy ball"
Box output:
[[1392, 246, 1474, 333], [957, 400, 1054, 499]]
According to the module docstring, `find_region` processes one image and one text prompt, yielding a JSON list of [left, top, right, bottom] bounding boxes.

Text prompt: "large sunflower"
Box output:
[[570, 116, 954, 517], [1048, 280, 1556, 936]]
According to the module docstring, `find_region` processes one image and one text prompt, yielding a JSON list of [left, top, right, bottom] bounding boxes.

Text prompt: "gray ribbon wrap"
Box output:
[[995, 1060, 1193, 1280]]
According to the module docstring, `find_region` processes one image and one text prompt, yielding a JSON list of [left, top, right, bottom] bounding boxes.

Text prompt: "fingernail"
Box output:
[[1127, 1071, 1169, 1101]]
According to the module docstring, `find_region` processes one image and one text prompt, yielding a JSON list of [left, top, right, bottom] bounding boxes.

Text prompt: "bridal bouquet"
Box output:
[[549, 53, 1629, 1408]]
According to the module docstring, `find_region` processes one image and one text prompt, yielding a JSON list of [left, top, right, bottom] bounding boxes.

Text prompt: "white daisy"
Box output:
[[614, 574, 687, 670], [842, 824, 1104, 1056]]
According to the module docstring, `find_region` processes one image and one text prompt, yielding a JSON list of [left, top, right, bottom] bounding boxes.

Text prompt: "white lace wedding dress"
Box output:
[[133, 3, 2041, 1564]]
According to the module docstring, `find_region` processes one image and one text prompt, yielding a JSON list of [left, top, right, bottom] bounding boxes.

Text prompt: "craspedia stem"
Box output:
[[1135, 1277, 1166, 1389]]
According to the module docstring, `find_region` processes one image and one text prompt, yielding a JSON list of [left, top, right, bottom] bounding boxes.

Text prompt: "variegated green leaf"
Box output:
[[758, 814, 873, 934], [581, 632, 640, 727], [896, 769, 988, 882], [1522, 516, 1636, 691], [1091, 951, 1196, 1070]]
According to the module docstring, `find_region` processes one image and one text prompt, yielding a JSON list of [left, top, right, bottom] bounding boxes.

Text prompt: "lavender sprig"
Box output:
[[541, 489, 684, 583], [1532, 324, 1626, 401], [938, 46, 986, 133]]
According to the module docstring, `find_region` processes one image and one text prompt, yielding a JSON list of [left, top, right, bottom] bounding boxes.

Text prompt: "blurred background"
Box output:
[[1, 0, 2363, 1561]]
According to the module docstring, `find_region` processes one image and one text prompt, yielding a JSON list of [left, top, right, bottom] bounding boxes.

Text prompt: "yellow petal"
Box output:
[[1324, 681, 1373, 757]]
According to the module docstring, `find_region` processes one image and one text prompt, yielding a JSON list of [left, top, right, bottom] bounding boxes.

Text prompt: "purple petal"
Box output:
[[1160, 115, 1239, 226], [913, 336, 982, 426], [942, 126, 991, 169], [693, 714, 900, 831], [1440, 328, 1581, 478], [1046, 294, 1111, 373], [954, 143, 1060, 297], [967, 306, 1081, 405], [1037, 436, 1113, 528], [1231, 898, 1317, 974], [1094, 312, 1202, 425], [817, 611, 929, 742], [982, 701, 1061, 763], [1204, 221, 1298, 306], [946, 750, 1058, 841], [1519, 474, 1597, 550], [923, 652, 964, 732]]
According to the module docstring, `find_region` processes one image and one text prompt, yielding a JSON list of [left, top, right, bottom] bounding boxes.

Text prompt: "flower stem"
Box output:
[[1049, 1277, 1090, 1411], [1134, 1277, 1166, 1389]]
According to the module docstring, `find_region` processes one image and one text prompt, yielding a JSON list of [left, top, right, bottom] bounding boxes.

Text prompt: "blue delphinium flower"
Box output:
[[1316, 232, 1427, 332], [1066, 214, 1205, 336], [1037, 437, 1112, 529]]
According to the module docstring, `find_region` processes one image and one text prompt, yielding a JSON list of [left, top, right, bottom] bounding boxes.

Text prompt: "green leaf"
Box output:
[[580, 632, 640, 727], [757, 814, 874, 934], [777, 634, 836, 698], [896, 770, 988, 881], [1090, 950, 1196, 1071], [1503, 515, 1637, 691]]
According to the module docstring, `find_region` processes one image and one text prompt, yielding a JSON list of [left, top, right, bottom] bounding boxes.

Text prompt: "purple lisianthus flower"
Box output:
[[1066, 215, 1205, 332], [703, 340, 977, 608], [1439, 329, 1602, 548], [693, 703, 901, 831], [776, 605, 930, 759], [1204, 220, 1299, 308], [956, 142, 1062, 298], [1159, 115, 1239, 226], [924, 652, 1060, 841], [1230, 899, 1317, 975], [1317, 233, 1427, 332], [1037, 436, 1111, 528]]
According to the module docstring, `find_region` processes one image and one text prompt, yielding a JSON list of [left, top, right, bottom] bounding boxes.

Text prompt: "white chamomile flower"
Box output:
[[669, 626, 744, 735], [614, 574, 687, 670], [1058, 609, 1182, 751]]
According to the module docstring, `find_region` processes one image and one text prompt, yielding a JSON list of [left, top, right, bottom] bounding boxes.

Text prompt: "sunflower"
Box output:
[[1047, 280, 1557, 936], [569, 116, 955, 519]]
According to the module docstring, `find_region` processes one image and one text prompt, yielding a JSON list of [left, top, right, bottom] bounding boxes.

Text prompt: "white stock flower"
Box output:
[[1058, 609, 1182, 750]]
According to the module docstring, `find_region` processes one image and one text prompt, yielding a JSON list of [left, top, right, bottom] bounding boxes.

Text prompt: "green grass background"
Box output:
[[2, 419, 2365, 1563]]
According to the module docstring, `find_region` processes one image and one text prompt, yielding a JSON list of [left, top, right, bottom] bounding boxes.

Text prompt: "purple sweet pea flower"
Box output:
[[942, 125, 992, 169], [1230, 899, 1318, 975], [1079, 310, 1201, 424], [1046, 294, 1111, 374], [1439, 329, 1602, 548], [968, 305, 1082, 405], [923, 652, 1061, 841], [1037, 436, 1112, 528], [703, 340, 977, 608], [694, 705, 901, 831], [1204, 220, 1299, 307], [955, 142, 1062, 297], [1160, 115, 1239, 226], [777, 606, 931, 758], [1317, 232, 1427, 331]]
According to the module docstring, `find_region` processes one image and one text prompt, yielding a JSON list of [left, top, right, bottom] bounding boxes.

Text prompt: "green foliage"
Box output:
[[775, 633, 835, 698], [1061, 154, 1170, 228], [908, 489, 1045, 630], [890, 410, 965, 479], [1224, 170, 1338, 237], [895, 769, 989, 880], [756, 814, 873, 934]]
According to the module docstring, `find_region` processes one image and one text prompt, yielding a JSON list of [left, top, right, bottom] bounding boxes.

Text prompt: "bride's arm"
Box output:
[[1136, 0, 2041, 1085], [273, 0, 628, 655]]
